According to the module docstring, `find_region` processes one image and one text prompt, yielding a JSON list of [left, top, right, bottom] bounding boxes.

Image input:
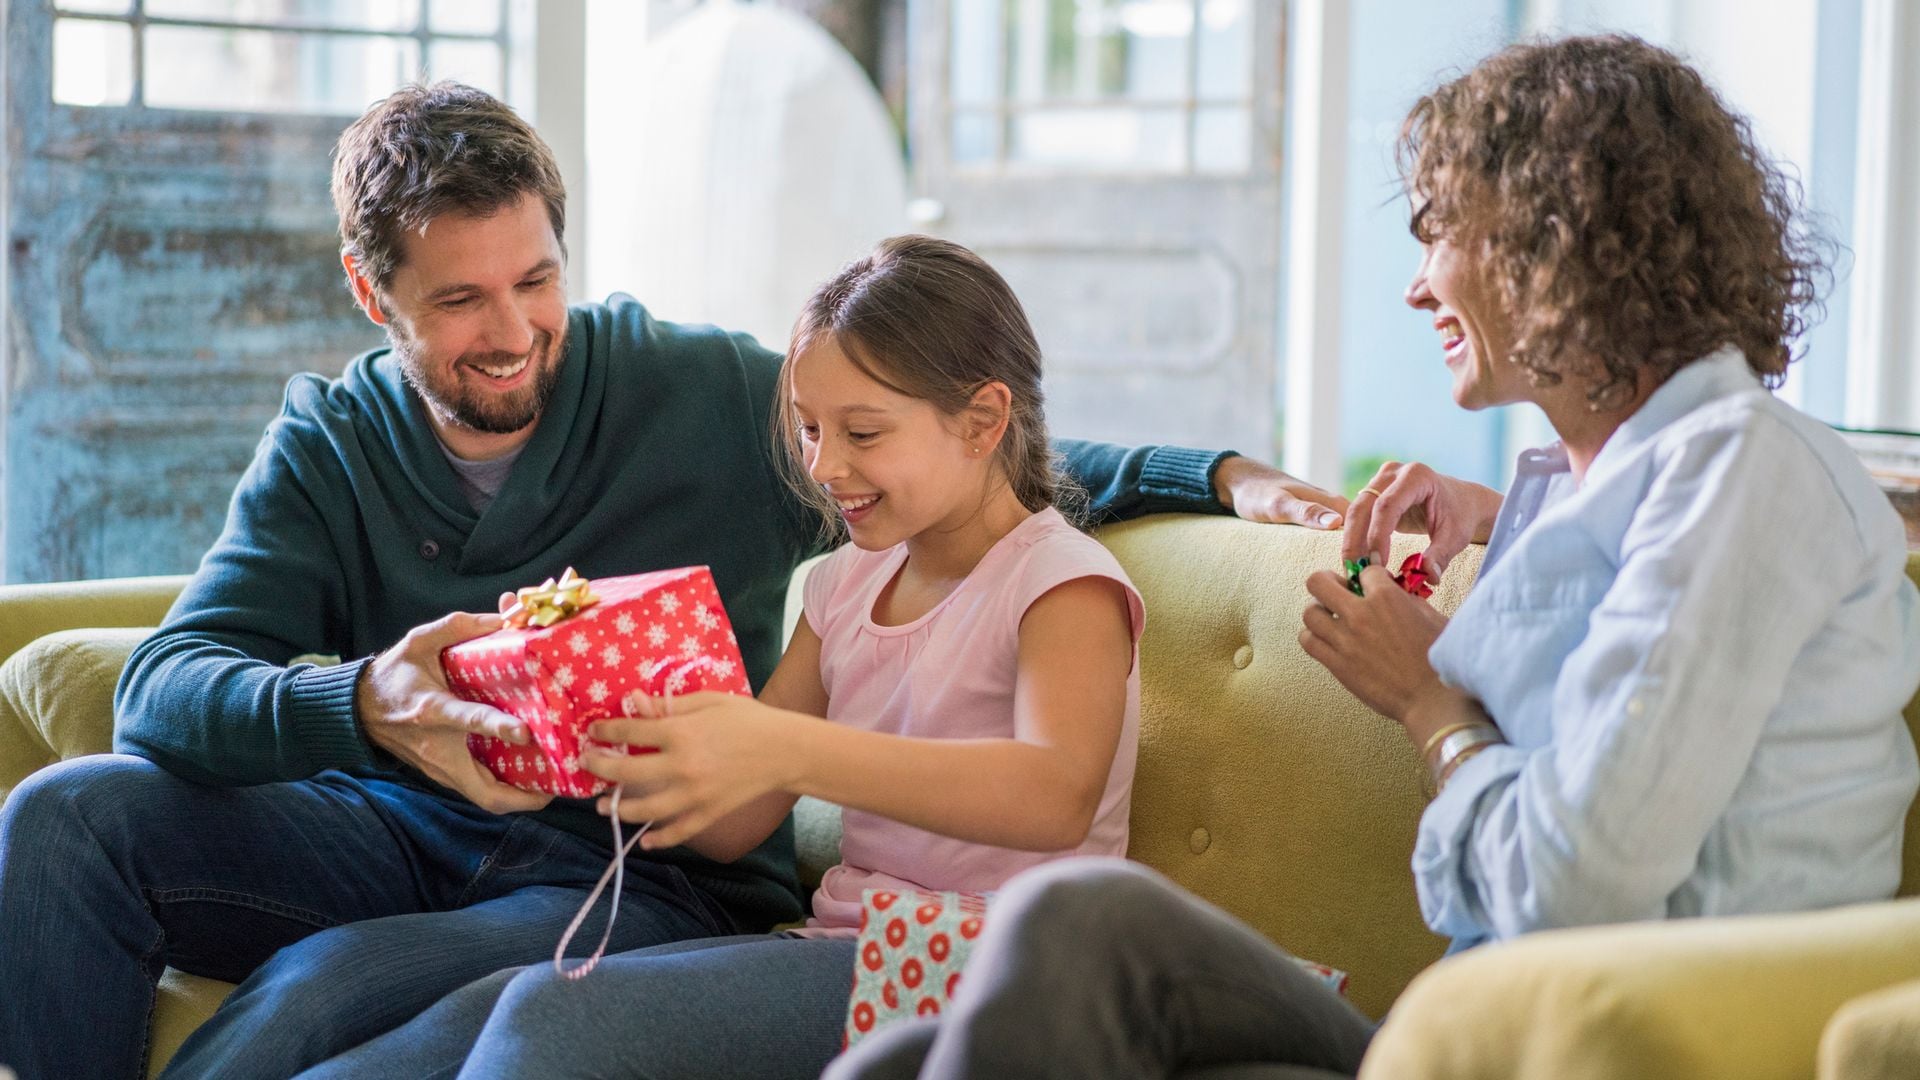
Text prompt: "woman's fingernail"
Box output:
[[1318, 511, 1340, 526]]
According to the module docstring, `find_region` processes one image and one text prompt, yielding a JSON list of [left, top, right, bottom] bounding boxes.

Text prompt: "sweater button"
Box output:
[[419, 539, 440, 560], [1232, 645, 1254, 670], [1189, 827, 1212, 854]]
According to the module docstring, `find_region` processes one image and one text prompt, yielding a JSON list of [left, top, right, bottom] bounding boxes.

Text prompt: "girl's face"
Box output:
[[789, 335, 992, 552], [1403, 226, 1529, 410]]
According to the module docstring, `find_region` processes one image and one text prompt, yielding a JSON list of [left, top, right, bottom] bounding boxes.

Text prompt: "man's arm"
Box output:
[[1055, 439, 1348, 527], [114, 423, 548, 811], [114, 431, 376, 785]]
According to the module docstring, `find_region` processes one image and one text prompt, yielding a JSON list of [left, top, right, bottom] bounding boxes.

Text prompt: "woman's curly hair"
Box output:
[[1397, 34, 1833, 409]]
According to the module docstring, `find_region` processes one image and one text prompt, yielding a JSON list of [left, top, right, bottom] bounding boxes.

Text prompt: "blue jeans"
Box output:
[[822, 858, 1376, 1080], [0, 755, 733, 1080], [299, 934, 857, 1080]]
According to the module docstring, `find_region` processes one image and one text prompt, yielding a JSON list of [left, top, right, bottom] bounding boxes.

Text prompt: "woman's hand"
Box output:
[[581, 691, 803, 850], [1342, 460, 1503, 576], [1299, 566, 1454, 724]]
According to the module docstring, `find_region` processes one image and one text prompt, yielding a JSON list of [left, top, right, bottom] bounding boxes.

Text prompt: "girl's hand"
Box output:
[[1341, 460, 1503, 576], [1299, 566, 1453, 723], [581, 692, 800, 850]]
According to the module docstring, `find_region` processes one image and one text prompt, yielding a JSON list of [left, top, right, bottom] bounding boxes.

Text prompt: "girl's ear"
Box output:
[[964, 381, 1013, 455]]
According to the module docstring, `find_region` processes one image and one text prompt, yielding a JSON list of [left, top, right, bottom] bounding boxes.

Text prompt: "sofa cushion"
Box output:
[[0, 628, 147, 803], [1817, 975, 1920, 1080], [0, 576, 182, 667], [1097, 516, 1484, 1019], [1360, 897, 1920, 1080]]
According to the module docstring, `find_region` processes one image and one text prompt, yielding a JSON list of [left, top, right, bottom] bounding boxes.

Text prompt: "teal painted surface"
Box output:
[[3, 1, 384, 583]]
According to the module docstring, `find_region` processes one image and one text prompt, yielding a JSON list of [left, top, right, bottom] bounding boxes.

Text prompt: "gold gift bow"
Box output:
[[503, 566, 601, 629]]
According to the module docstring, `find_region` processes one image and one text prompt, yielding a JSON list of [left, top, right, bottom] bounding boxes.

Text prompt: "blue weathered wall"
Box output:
[[4, 2, 383, 583]]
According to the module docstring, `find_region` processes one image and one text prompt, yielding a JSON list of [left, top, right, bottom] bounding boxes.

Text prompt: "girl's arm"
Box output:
[[583, 575, 1136, 854], [597, 618, 826, 864]]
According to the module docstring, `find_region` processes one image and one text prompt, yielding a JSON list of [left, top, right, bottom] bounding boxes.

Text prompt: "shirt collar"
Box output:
[[1581, 346, 1759, 488]]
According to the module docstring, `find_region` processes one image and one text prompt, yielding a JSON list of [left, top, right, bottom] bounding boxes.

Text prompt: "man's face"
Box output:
[[372, 192, 569, 449]]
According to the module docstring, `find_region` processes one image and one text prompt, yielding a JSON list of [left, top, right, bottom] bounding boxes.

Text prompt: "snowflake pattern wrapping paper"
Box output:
[[441, 566, 751, 798]]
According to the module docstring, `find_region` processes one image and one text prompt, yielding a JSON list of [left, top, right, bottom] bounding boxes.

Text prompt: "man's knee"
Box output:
[[1, 755, 168, 849]]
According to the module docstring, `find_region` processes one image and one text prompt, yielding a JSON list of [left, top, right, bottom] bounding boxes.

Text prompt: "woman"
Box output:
[[826, 33, 1920, 1080]]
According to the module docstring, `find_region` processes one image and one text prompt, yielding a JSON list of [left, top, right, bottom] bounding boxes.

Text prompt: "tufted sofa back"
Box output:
[[7, 517, 1920, 1025]]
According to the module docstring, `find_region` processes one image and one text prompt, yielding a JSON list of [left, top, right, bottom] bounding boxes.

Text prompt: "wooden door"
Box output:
[[2, 1, 511, 583]]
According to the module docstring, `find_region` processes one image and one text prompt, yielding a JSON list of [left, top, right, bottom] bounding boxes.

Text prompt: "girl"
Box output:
[[298, 234, 1145, 1079], [827, 35, 1920, 1080]]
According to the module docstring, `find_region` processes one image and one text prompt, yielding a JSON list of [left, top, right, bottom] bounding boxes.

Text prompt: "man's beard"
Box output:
[[391, 321, 567, 436]]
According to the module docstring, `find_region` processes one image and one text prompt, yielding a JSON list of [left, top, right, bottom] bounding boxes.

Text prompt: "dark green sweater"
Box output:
[[114, 296, 1233, 929]]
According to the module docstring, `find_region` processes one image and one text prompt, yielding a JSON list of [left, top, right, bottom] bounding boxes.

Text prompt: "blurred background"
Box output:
[[4, 0, 1917, 582]]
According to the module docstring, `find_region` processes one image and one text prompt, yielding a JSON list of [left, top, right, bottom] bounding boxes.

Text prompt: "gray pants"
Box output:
[[823, 857, 1376, 1080]]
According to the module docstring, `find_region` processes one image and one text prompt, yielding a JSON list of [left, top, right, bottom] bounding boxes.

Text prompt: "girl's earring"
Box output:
[[972, 446, 981, 454]]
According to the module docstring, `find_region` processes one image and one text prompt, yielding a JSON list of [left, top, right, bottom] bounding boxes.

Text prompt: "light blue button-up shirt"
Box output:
[[1417, 348, 1920, 950]]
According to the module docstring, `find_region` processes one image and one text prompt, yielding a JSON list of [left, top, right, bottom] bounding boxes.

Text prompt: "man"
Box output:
[[0, 82, 1346, 1079]]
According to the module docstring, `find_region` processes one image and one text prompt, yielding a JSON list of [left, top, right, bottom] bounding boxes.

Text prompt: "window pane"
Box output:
[[429, 0, 501, 35], [55, 0, 132, 14], [147, 0, 422, 32], [1196, 0, 1250, 99], [952, 110, 1001, 166], [950, 0, 1003, 106], [1010, 106, 1185, 171], [144, 25, 419, 114], [1192, 105, 1249, 172], [1006, 0, 1191, 103], [53, 18, 134, 107], [426, 39, 503, 97]]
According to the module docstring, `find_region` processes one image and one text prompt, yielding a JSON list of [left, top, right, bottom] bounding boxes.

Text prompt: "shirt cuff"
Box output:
[[287, 656, 378, 774], [1412, 742, 1526, 939], [1139, 447, 1238, 514]]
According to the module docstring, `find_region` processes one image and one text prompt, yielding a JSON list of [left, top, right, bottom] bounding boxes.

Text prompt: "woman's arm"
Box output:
[[584, 575, 1136, 854], [1416, 421, 1862, 941]]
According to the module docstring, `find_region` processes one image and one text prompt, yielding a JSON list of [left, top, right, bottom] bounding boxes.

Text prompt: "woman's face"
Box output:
[[1403, 227, 1530, 411]]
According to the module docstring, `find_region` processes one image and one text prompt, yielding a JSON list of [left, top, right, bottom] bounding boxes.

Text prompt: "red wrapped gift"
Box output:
[[441, 565, 751, 798]]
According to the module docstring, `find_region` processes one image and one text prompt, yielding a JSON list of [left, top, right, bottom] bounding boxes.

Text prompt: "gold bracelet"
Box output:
[[1419, 721, 1483, 762], [1437, 744, 1491, 790], [1430, 726, 1504, 787]]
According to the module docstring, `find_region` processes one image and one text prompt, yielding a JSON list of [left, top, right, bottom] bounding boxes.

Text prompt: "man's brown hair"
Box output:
[[330, 81, 566, 292]]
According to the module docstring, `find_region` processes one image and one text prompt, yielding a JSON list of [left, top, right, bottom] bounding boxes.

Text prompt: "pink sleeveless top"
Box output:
[[797, 507, 1144, 934]]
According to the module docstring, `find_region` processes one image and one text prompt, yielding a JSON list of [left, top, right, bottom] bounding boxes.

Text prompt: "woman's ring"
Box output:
[[1359, 487, 1385, 500]]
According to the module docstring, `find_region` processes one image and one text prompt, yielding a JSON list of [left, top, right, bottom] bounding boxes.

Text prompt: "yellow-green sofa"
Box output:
[[3, 516, 1918, 1078]]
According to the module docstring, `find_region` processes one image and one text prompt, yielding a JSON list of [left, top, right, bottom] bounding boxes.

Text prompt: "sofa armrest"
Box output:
[[1358, 898, 1920, 1080], [0, 575, 187, 665], [0, 629, 154, 803]]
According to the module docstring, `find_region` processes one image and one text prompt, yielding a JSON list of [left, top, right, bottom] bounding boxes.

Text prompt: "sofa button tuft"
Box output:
[[1232, 645, 1253, 670], [1189, 827, 1211, 854]]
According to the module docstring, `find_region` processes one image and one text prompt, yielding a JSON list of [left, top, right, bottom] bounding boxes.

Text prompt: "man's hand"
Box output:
[[357, 611, 552, 815], [1342, 460, 1503, 577], [1213, 455, 1350, 529]]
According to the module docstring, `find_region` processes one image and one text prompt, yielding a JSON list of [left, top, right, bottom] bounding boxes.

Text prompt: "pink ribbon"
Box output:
[[551, 657, 713, 979]]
